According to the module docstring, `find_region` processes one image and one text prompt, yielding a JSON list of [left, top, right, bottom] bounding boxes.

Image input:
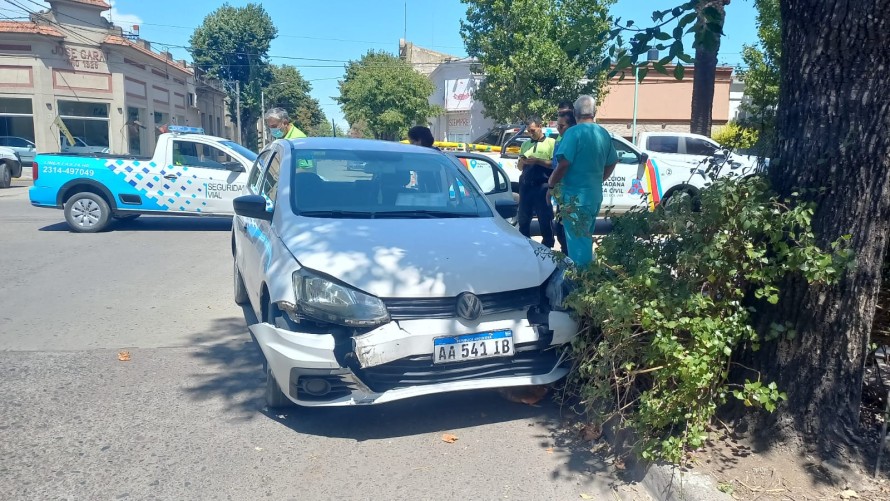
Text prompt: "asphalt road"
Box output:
[[0, 180, 648, 501]]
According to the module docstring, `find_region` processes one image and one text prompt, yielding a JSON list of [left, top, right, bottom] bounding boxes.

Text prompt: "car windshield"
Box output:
[[290, 148, 492, 218], [219, 141, 258, 162]]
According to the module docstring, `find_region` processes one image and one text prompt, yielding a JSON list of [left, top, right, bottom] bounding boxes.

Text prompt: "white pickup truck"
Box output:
[[634, 131, 762, 207], [29, 126, 258, 232], [478, 126, 656, 215]]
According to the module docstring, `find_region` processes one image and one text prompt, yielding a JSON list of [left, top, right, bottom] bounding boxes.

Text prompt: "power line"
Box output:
[[136, 21, 465, 50]]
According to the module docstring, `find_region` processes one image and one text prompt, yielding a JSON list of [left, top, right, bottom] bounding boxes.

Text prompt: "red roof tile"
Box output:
[[60, 0, 111, 9], [102, 35, 190, 74], [0, 21, 64, 38]]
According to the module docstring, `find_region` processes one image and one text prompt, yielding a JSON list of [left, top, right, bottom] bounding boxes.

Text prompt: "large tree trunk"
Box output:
[[689, 0, 729, 136], [746, 0, 890, 455]]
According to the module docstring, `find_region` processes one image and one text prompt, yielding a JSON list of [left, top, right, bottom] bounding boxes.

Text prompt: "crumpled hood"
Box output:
[[277, 216, 555, 298]]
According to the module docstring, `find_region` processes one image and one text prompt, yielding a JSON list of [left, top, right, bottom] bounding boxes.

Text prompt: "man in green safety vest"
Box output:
[[264, 107, 312, 169], [264, 108, 307, 140]]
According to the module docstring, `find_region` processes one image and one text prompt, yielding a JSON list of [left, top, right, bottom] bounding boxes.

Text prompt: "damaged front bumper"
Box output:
[[249, 311, 579, 407]]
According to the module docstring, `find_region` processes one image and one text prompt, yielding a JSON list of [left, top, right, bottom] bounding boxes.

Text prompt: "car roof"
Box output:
[[285, 137, 433, 153]]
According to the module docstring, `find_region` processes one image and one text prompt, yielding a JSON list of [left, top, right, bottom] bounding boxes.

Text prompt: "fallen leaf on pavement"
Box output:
[[254, 447, 263, 451], [117, 351, 131, 361], [441, 433, 459, 444], [546, 447, 554, 454], [614, 458, 626, 470], [839, 490, 859, 499], [579, 494, 593, 500]]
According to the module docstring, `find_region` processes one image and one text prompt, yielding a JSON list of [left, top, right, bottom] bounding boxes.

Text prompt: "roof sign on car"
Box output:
[[168, 126, 205, 135]]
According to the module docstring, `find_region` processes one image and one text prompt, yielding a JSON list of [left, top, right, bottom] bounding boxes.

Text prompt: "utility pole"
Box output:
[[631, 66, 639, 144], [260, 89, 266, 145], [332, 118, 336, 137], [234, 80, 242, 145]]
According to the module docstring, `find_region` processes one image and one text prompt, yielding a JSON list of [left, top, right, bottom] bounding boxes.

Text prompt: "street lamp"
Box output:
[[631, 49, 660, 144]]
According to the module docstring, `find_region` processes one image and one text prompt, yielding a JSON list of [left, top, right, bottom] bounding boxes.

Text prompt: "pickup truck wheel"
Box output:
[[265, 366, 293, 409], [64, 192, 110, 233], [0, 162, 10, 188], [233, 260, 249, 305]]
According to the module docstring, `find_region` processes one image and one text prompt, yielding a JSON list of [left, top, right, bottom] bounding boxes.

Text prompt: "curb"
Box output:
[[601, 421, 730, 501], [639, 462, 730, 501]]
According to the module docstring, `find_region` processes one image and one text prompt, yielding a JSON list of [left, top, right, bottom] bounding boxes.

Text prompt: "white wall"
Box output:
[[427, 61, 495, 143]]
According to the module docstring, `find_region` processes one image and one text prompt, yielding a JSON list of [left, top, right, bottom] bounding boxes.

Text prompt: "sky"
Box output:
[[2, 0, 761, 128]]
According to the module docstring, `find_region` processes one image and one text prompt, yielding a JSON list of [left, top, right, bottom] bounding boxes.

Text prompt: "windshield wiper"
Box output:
[[297, 210, 375, 218], [372, 210, 478, 219]]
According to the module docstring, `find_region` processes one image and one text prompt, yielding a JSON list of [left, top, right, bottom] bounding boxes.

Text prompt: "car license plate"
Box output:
[[433, 330, 514, 364]]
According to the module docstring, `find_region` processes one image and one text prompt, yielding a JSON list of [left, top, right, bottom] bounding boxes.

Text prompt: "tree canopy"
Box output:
[[460, 0, 613, 122], [189, 3, 277, 148], [337, 51, 441, 141], [264, 65, 327, 137]]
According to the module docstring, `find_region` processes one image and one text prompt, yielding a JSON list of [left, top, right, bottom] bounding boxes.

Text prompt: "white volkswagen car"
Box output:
[[232, 138, 578, 408]]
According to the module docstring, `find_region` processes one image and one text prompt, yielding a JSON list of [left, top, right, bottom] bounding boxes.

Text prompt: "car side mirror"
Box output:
[[224, 161, 245, 172], [495, 198, 518, 219], [618, 152, 639, 164], [640, 152, 649, 165], [233, 195, 273, 221]]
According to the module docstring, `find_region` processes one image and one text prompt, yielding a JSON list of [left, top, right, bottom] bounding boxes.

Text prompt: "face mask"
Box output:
[[271, 128, 284, 139]]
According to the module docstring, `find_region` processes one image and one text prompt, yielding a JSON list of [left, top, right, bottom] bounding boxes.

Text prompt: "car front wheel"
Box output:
[[0, 162, 11, 188], [265, 366, 292, 409], [233, 260, 249, 305]]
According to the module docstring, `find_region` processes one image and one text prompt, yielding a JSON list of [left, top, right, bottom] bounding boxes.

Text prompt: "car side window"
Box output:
[[646, 136, 680, 154], [685, 137, 719, 156], [260, 153, 281, 206], [460, 156, 508, 194], [248, 150, 272, 194], [172, 140, 237, 169]]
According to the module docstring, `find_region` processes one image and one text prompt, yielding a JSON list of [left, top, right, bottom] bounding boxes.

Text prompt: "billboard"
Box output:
[[444, 78, 477, 111]]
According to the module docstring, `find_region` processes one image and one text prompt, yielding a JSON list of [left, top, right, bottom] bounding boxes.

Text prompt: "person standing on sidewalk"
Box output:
[[516, 116, 557, 248], [551, 107, 577, 253], [548, 95, 618, 267], [264, 108, 307, 140]]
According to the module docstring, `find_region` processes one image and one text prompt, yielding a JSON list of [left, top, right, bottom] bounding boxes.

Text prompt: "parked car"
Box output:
[[0, 136, 36, 165], [0, 146, 23, 188], [233, 137, 578, 408], [60, 136, 110, 155], [29, 126, 257, 232]]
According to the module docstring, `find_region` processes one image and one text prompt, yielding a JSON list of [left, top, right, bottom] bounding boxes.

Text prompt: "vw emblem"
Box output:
[[456, 292, 483, 321]]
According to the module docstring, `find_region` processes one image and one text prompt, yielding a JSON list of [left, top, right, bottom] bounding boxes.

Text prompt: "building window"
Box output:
[[0, 97, 35, 149], [57, 100, 109, 149]]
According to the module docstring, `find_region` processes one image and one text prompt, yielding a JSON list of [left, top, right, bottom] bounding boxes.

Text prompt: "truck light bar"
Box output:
[[168, 125, 205, 135]]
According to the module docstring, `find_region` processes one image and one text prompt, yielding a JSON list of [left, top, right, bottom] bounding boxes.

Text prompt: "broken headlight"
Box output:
[[292, 269, 390, 327], [545, 267, 574, 311]]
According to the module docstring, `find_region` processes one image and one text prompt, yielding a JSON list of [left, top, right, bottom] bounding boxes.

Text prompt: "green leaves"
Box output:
[[673, 63, 685, 80], [460, 0, 612, 121], [337, 51, 441, 141], [564, 174, 852, 463]]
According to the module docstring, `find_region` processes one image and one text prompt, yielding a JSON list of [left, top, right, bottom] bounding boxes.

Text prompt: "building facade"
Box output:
[[596, 65, 735, 141], [0, 0, 230, 157], [404, 41, 741, 145], [426, 58, 495, 144]]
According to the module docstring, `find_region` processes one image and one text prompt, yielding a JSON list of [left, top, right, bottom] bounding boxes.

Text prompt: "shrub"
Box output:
[[563, 174, 853, 462]]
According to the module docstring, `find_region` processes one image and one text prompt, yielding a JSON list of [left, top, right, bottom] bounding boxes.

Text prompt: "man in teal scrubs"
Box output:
[[549, 95, 618, 267]]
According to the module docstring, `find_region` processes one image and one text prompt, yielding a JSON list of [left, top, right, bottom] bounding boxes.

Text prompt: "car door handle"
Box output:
[[164, 174, 178, 180]]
